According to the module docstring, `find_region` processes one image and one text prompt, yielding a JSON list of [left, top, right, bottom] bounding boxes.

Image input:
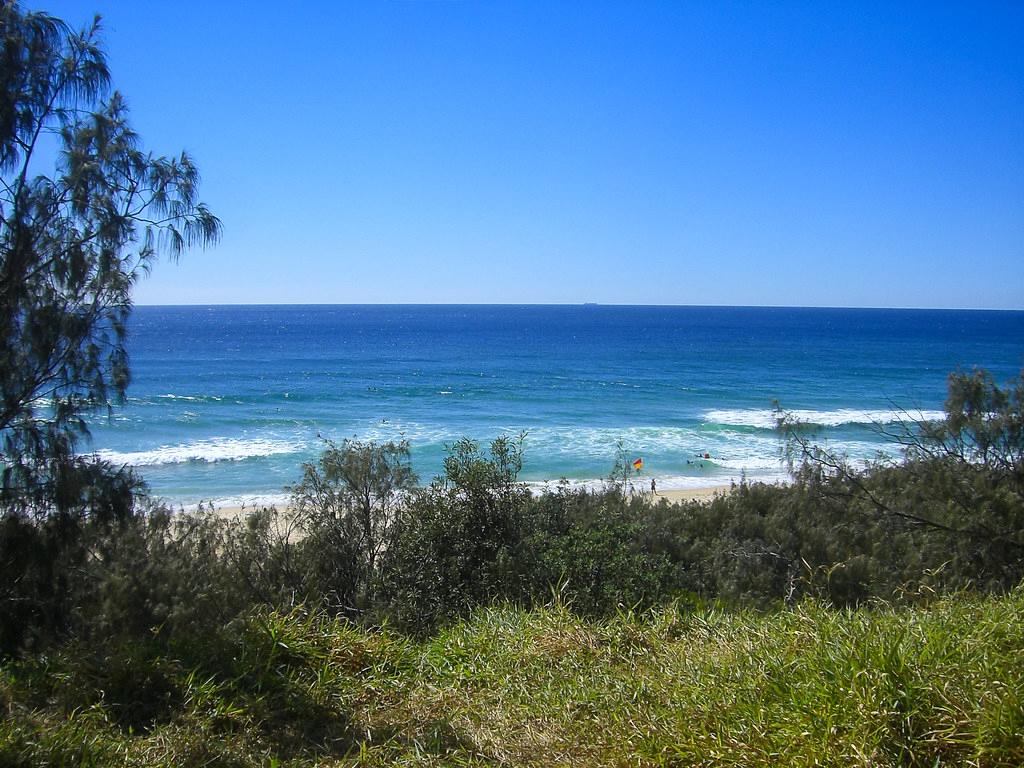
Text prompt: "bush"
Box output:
[[288, 439, 417, 614], [380, 436, 532, 634], [523, 486, 677, 616]]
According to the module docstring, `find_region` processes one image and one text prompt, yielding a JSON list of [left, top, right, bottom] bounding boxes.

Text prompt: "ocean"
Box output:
[[87, 305, 1024, 509]]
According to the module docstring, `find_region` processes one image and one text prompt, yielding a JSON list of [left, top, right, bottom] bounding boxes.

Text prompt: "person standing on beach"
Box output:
[[651, 478, 657, 495]]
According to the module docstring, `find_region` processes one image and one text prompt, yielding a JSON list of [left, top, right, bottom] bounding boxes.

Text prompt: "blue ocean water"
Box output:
[[87, 305, 1024, 508]]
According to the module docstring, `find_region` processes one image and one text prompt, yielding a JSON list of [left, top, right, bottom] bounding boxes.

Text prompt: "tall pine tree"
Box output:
[[1, 3, 219, 517]]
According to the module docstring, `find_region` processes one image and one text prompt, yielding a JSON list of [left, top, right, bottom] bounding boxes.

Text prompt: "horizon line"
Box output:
[[132, 301, 1024, 312]]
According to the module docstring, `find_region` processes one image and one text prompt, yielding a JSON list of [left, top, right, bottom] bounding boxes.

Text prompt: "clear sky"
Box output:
[[42, 0, 1024, 308]]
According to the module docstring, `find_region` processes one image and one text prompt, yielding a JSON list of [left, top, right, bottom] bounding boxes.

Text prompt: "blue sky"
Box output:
[[43, 1, 1024, 308]]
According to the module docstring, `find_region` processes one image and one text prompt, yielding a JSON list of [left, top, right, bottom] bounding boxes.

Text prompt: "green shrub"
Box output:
[[380, 436, 532, 634]]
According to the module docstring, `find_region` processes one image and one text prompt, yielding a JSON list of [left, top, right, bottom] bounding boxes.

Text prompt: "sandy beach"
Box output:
[[653, 484, 733, 503], [207, 483, 734, 521]]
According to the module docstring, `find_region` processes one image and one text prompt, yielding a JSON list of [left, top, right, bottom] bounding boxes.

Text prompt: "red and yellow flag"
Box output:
[[632, 457, 644, 471]]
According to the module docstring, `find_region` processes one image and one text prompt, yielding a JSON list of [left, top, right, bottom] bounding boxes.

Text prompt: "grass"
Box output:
[[2, 589, 1023, 766]]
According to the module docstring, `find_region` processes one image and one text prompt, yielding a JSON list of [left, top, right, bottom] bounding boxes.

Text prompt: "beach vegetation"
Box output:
[[1, 588, 1022, 766], [0, 3, 219, 518], [2, 369, 1022, 658], [778, 368, 1024, 595], [380, 435, 533, 634], [289, 439, 417, 613], [0, 1, 217, 656]]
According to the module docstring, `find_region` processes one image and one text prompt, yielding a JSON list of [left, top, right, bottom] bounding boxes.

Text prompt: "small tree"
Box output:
[[289, 439, 417, 611], [778, 369, 1024, 589], [607, 439, 641, 496], [917, 368, 1023, 489], [380, 435, 531, 633], [1, 4, 220, 516]]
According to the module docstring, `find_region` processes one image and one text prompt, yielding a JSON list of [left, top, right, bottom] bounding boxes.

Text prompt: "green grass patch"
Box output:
[[2, 589, 1022, 766]]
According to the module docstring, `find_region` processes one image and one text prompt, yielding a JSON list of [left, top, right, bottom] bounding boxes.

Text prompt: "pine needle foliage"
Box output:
[[0, 2, 220, 516]]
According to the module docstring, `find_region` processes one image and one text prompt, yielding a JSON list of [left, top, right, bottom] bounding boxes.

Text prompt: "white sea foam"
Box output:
[[94, 437, 303, 467], [518, 426, 707, 458], [352, 421, 458, 445], [332, 421, 788, 461], [704, 408, 946, 430], [712, 456, 787, 471], [511, 425, 790, 462]]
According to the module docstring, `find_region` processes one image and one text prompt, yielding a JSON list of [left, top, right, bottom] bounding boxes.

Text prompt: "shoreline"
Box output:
[[655, 484, 734, 503], [203, 482, 737, 521]]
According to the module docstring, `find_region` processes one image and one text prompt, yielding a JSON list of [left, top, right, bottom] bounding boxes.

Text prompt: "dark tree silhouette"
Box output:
[[1, 3, 220, 515]]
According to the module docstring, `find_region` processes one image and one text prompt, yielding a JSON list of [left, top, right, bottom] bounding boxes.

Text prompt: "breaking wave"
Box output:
[[703, 408, 946, 430], [94, 437, 304, 467]]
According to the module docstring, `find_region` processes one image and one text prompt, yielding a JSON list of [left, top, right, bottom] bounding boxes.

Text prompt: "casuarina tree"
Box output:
[[0, 3, 220, 516]]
